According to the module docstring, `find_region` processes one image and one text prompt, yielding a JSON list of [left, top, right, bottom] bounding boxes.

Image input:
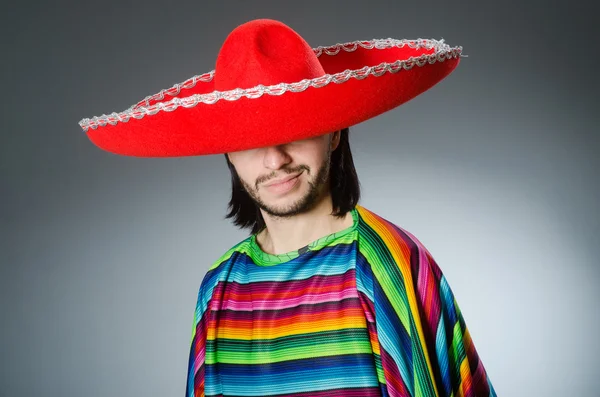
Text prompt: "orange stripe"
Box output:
[[368, 328, 380, 355], [211, 315, 368, 340], [213, 307, 365, 330]]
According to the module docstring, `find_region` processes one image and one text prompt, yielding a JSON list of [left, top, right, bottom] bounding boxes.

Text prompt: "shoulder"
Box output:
[[207, 236, 252, 272], [195, 236, 253, 307], [354, 204, 442, 285], [355, 204, 431, 259]]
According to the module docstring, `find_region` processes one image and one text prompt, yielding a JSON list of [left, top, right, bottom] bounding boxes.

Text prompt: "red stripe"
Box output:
[[211, 270, 357, 302]]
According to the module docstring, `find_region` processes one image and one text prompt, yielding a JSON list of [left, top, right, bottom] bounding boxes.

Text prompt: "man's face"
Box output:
[[227, 132, 339, 218]]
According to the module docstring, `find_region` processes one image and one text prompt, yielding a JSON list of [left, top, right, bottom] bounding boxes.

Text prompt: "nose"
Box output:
[[262, 144, 292, 169]]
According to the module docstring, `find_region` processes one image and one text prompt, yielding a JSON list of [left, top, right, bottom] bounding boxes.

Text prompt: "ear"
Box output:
[[330, 130, 341, 151]]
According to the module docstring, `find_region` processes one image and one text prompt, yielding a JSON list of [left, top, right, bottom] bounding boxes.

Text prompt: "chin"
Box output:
[[265, 185, 307, 206]]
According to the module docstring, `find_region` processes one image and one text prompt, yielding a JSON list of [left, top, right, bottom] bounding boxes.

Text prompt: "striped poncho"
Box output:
[[186, 204, 496, 396]]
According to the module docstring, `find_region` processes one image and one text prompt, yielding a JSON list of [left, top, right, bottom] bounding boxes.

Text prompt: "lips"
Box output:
[[265, 173, 301, 187]]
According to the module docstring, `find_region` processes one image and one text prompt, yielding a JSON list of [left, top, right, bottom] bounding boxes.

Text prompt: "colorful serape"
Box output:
[[186, 204, 496, 397]]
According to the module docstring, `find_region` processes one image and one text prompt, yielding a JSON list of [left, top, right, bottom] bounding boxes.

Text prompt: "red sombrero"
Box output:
[[78, 18, 462, 157]]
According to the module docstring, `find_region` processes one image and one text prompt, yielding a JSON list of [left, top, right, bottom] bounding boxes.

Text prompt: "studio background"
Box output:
[[1, 1, 597, 396]]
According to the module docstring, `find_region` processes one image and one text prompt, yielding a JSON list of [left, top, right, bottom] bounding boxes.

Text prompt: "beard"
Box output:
[[238, 148, 332, 219]]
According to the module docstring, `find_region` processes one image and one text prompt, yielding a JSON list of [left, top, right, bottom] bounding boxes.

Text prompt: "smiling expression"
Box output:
[[226, 132, 339, 218]]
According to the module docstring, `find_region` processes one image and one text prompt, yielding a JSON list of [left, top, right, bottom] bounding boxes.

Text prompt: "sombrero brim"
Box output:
[[79, 39, 461, 157]]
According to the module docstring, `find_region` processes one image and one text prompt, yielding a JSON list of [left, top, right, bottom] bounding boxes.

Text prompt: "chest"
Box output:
[[203, 264, 382, 395], [217, 266, 364, 334]]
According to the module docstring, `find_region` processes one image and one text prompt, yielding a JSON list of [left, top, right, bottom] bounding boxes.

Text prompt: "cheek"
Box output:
[[239, 167, 265, 190], [231, 155, 258, 177], [306, 151, 329, 171], [237, 169, 257, 186]]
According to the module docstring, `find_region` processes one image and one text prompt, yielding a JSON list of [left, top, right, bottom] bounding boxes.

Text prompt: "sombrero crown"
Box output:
[[79, 19, 462, 157]]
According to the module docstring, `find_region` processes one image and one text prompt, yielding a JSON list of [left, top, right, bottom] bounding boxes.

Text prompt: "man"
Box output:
[[79, 18, 496, 397]]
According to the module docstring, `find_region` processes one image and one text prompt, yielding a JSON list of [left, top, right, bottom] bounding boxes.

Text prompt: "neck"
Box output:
[[255, 196, 354, 255]]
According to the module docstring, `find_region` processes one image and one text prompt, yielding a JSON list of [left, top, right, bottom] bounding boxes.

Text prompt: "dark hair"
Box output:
[[223, 127, 361, 235]]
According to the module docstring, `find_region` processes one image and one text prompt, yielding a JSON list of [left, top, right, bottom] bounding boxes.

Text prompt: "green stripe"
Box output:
[[208, 328, 369, 352], [357, 221, 411, 333], [206, 340, 374, 365]]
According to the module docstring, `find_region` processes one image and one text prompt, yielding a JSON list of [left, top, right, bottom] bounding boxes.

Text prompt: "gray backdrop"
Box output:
[[2, 0, 598, 396]]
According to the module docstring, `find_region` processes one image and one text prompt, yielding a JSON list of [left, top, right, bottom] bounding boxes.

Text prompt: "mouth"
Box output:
[[265, 172, 302, 187], [264, 172, 302, 194]]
